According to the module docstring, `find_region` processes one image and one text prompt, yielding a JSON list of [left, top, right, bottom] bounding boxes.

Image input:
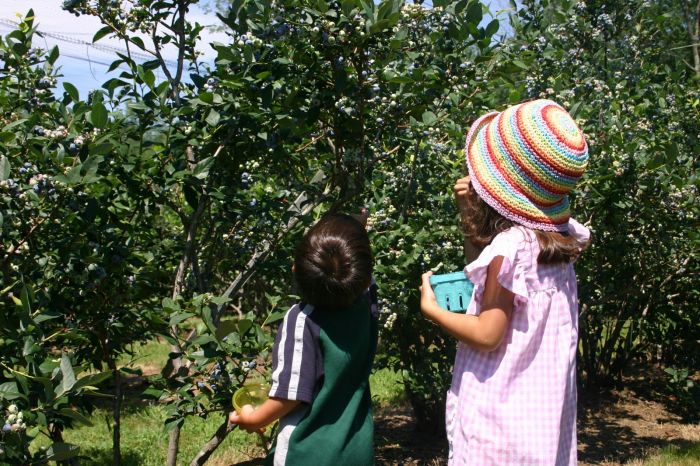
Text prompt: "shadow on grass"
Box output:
[[374, 405, 447, 466], [578, 384, 698, 464], [77, 448, 144, 465], [615, 363, 700, 424], [89, 372, 161, 412]]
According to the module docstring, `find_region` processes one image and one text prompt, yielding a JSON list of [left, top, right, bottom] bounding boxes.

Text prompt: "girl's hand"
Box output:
[[351, 207, 369, 228], [453, 176, 471, 214], [419, 271, 440, 320]]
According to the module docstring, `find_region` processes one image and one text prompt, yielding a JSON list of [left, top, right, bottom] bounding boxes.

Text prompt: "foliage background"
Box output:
[[0, 0, 697, 464]]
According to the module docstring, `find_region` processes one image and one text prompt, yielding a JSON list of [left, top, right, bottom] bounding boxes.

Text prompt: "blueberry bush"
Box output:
[[502, 0, 700, 389]]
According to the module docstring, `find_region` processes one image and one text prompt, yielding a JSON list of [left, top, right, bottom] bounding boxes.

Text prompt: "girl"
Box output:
[[419, 99, 591, 465]]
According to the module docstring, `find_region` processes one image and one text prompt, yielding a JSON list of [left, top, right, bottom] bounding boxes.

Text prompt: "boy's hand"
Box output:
[[419, 271, 439, 319], [454, 176, 471, 215], [229, 397, 300, 434], [229, 404, 264, 434]]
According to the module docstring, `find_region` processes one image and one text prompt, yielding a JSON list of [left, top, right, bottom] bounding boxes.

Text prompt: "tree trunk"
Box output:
[[693, 0, 700, 79], [188, 419, 234, 466], [165, 196, 208, 466], [167, 428, 182, 466], [111, 364, 122, 466]]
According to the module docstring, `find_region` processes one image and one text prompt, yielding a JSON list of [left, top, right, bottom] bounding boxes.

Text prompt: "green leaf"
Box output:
[[169, 312, 194, 326], [165, 417, 184, 431], [465, 0, 483, 26], [0, 132, 15, 143], [215, 320, 238, 340], [142, 69, 156, 89], [47, 45, 59, 65], [80, 155, 103, 183], [191, 334, 216, 346], [206, 109, 221, 126], [90, 102, 109, 129], [210, 296, 231, 306], [3, 118, 27, 131], [57, 353, 77, 397], [0, 156, 10, 180], [93, 26, 112, 43], [422, 111, 438, 126], [194, 156, 215, 179], [63, 82, 79, 102], [22, 339, 40, 356], [0, 381, 23, 401], [485, 18, 499, 37], [238, 318, 253, 334], [34, 311, 62, 324], [59, 408, 93, 426], [130, 36, 146, 50], [73, 371, 112, 392], [143, 387, 164, 399], [20, 285, 31, 315], [46, 443, 80, 462], [202, 306, 217, 335], [264, 310, 286, 326], [162, 297, 181, 312]]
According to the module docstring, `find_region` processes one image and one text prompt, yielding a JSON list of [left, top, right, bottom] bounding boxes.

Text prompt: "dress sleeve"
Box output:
[[568, 218, 591, 248], [464, 228, 529, 310], [268, 303, 321, 404]]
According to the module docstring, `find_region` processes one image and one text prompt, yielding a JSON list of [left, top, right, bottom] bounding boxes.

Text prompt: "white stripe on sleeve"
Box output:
[[288, 304, 314, 396]]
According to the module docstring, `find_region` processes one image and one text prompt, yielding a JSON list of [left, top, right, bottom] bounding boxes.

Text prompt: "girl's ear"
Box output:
[[291, 263, 296, 274]]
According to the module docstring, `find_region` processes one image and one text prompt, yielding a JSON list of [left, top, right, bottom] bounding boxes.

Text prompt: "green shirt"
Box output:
[[266, 281, 378, 465]]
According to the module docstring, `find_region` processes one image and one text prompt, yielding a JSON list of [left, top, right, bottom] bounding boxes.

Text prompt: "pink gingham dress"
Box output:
[[446, 219, 590, 465]]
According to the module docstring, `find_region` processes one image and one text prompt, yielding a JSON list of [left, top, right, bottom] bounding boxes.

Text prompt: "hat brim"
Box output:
[[464, 110, 571, 232]]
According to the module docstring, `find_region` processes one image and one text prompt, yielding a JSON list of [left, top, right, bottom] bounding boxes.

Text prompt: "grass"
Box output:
[[118, 338, 172, 374], [370, 367, 406, 409], [32, 338, 408, 465], [625, 443, 700, 466], [34, 405, 262, 466]]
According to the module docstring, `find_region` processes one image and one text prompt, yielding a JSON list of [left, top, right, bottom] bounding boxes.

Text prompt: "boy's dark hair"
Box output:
[[294, 214, 373, 310]]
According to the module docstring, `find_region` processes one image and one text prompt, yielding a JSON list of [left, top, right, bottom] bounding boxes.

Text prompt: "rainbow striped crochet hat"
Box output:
[[465, 99, 589, 232]]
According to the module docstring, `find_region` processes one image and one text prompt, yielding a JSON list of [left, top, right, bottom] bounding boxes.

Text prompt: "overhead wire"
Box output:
[[0, 18, 178, 68]]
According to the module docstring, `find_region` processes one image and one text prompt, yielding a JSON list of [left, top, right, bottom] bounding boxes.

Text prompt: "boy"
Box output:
[[230, 212, 378, 465]]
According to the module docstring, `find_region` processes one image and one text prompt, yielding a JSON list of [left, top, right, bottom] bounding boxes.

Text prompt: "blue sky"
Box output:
[[0, 1, 515, 98], [0, 0, 228, 98]]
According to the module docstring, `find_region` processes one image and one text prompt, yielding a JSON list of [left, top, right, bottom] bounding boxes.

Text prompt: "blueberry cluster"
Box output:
[[240, 172, 252, 188], [2, 405, 25, 434], [28, 174, 55, 197], [203, 77, 218, 92]]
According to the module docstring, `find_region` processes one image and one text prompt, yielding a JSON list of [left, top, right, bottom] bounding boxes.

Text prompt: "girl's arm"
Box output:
[[229, 397, 301, 433], [419, 257, 514, 352]]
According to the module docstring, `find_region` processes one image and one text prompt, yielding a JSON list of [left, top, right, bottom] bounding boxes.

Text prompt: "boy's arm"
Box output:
[[229, 397, 301, 433], [419, 257, 514, 352]]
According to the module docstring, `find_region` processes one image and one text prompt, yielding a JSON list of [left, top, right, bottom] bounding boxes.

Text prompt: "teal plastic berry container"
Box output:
[[429, 271, 474, 313]]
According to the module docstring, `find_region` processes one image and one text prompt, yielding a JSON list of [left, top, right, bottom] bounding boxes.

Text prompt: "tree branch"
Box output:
[[188, 419, 236, 466], [214, 189, 327, 319], [693, 0, 700, 78]]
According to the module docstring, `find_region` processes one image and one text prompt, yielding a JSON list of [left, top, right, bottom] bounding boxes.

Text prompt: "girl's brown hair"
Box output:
[[460, 180, 586, 264]]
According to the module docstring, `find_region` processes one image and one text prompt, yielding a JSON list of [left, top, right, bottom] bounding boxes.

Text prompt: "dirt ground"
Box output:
[[374, 366, 699, 466]]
